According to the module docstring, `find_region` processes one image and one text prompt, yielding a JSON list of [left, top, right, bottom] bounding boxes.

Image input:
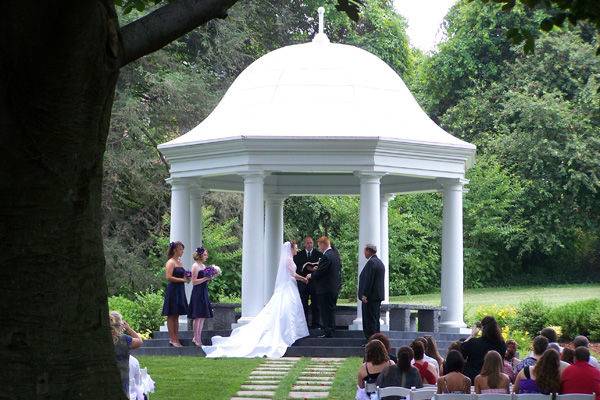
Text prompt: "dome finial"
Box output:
[[318, 6, 325, 34], [313, 6, 330, 44]]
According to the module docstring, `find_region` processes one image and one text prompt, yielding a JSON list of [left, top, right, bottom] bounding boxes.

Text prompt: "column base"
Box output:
[[348, 318, 363, 331], [439, 320, 469, 334], [231, 316, 254, 329], [159, 316, 190, 332]]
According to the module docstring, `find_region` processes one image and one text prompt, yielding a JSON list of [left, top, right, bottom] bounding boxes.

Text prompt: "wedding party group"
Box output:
[[160, 235, 387, 358]]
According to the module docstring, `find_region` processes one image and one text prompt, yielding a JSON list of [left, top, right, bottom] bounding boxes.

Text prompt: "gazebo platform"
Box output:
[[134, 328, 467, 358]]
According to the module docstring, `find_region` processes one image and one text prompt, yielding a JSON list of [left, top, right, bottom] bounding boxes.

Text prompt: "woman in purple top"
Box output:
[[514, 348, 561, 394]]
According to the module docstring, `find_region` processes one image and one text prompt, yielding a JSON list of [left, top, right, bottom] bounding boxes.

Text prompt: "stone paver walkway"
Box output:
[[231, 357, 300, 399], [288, 358, 344, 399]]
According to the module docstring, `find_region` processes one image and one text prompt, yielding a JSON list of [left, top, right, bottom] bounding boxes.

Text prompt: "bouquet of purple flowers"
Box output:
[[184, 269, 192, 279], [203, 265, 222, 279]]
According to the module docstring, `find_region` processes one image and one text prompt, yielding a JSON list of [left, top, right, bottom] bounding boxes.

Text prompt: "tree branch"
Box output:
[[119, 0, 241, 67]]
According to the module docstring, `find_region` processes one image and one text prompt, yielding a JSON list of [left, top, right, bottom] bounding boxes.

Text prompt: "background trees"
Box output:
[[108, 0, 598, 305]]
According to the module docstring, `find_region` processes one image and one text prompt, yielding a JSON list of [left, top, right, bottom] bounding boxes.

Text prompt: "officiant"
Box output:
[[293, 236, 322, 328], [357, 244, 385, 340]]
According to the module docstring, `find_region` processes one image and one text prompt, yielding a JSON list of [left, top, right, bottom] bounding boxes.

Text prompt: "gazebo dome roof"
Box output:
[[161, 33, 473, 150]]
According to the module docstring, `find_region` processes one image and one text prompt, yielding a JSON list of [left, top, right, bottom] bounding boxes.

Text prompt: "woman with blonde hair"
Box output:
[[188, 246, 215, 346], [110, 311, 143, 395], [475, 350, 511, 393]]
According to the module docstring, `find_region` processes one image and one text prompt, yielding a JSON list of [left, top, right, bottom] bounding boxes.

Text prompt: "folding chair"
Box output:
[[378, 386, 412, 399], [434, 394, 475, 400], [514, 394, 552, 400], [411, 388, 437, 400], [477, 394, 513, 400], [556, 394, 595, 400]]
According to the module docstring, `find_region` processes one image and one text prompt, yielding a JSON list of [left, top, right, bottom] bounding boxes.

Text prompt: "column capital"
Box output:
[[240, 171, 268, 182], [381, 193, 396, 203], [265, 193, 287, 203], [354, 171, 386, 183], [166, 176, 190, 189], [437, 178, 469, 191]]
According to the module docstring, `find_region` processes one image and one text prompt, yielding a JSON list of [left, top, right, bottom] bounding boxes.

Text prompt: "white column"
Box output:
[[380, 193, 395, 331], [350, 172, 383, 330], [439, 179, 467, 331], [237, 172, 266, 326], [264, 194, 286, 303], [187, 186, 206, 303], [165, 177, 191, 331]]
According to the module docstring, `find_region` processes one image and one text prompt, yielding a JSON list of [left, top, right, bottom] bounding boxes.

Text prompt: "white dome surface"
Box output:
[[163, 38, 473, 149]]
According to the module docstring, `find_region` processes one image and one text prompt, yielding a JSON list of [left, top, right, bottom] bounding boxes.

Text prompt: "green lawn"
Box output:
[[137, 356, 362, 400]]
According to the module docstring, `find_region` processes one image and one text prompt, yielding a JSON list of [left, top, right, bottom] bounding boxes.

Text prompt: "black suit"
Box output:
[[310, 247, 342, 337], [293, 248, 322, 327], [357, 255, 385, 339]]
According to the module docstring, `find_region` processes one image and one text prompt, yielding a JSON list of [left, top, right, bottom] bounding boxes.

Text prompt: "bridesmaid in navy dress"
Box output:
[[188, 247, 214, 346], [162, 241, 189, 347]]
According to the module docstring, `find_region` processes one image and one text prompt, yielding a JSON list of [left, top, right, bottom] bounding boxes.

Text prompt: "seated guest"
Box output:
[[561, 347, 600, 400], [110, 311, 143, 395], [411, 340, 438, 384], [425, 335, 445, 373], [516, 335, 548, 373], [514, 348, 561, 394], [437, 350, 471, 394], [573, 335, 600, 370], [462, 316, 507, 382], [442, 341, 465, 375], [416, 337, 440, 374], [377, 346, 423, 399], [548, 343, 571, 373], [474, 350, 511, 394], [505, 339, 520, 370], [369, 333, 397, 363], [540, 327, 563, 353], [356, 339, 395, 400], [561, 347, 575, 364]]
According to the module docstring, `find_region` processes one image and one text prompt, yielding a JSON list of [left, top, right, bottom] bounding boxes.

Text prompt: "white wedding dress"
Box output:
[[202, 242, 309, 358]]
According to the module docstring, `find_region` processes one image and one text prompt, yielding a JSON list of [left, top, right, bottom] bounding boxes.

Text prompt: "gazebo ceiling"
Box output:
[[158, 16, 476, 187]]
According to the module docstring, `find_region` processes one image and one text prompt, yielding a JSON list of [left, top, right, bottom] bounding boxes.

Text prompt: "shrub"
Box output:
[[473, 305, 517, 329], [590, 309, 600, 341], [108, 296, 137, 325], [108, 291, 165, 334], [549, 299, 600, 340], [514, 298, 550, 336]]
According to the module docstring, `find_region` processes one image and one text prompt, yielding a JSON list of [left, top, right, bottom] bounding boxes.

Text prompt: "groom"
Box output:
[[307, 236, 341, 338]]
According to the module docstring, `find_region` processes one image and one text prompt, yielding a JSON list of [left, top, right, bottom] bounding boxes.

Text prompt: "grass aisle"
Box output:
[[327, 357, 362, 400], [137, 356, 261, 399]]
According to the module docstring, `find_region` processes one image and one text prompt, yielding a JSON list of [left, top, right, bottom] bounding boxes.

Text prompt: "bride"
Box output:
[[202, 241, 310, 358]]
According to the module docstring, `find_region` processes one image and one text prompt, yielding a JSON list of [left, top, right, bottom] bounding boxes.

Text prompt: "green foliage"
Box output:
[[549, 299, 600, 339], [472, 304, 517, 328], [513, 298, 550, 335], [108, 291, 165, 333], [201, 206, 242, 302], [590, 309, 600, 341], [476, 0, 600, 54]]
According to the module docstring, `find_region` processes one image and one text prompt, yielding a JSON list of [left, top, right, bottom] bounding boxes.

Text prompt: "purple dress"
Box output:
[[188, 269, 213, 319], [161, 266, 189, 316], [519, 366, 541, 393]]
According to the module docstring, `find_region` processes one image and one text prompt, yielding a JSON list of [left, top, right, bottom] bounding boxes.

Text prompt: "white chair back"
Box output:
[[515, 394, 552, 400], [478, 395, 513, 400], [556, 395, 596, 400], [411, 389, 437, 400], [378, 386, 412, 399], [433, 394, 474, 400]]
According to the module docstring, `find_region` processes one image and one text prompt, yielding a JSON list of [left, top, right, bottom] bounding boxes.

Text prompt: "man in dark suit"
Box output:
[[357, 244, 385, 340], [293, 236, 322, 328], [307, 236, 341, 338]]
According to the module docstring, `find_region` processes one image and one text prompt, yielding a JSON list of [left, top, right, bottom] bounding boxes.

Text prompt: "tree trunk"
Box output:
[[0, 1, 125, 398]]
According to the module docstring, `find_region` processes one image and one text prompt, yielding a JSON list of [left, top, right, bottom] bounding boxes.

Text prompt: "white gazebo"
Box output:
[[158, 8, 475, 332]]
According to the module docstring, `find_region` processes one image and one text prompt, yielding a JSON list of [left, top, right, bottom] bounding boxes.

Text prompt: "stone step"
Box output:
[[240, 385, 278, 390], [236, 390, 274, 397], [292, 385, 332, 391], [246, 380, 281, 385], [288, 391, 329, 398]]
